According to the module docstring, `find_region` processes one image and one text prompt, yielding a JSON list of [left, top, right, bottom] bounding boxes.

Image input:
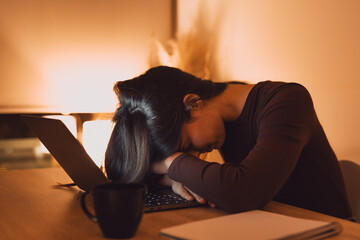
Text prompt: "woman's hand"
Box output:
[[171, 179, 216, 208], [171, 179, 205, 204], [151, 151, 216, 207]]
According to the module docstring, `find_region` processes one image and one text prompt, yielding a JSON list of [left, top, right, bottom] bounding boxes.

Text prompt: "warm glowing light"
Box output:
[[32, 116, 113, 167], [1, 0, 171, 112], [41, 57, 125, 113], [82, 120, 114, 167]]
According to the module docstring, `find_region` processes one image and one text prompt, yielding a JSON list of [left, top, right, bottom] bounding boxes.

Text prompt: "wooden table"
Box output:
[[0, 167, 359, 239]]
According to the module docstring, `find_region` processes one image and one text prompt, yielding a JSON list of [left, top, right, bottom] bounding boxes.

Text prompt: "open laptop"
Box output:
[[22, 115, 201, 212]]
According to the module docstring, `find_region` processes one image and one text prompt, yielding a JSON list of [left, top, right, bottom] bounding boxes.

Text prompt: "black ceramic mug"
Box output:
[[81, 183, 145, 239]]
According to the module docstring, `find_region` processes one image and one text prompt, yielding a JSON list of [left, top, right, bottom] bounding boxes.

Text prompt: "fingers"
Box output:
[[185, 187, 206, 204], [171, 180, 216, 207], [171, 181, 194, 201], [208, 201, 216, 208]]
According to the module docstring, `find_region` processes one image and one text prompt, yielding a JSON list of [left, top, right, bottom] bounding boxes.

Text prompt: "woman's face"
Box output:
[[180, 103, 225, 154]]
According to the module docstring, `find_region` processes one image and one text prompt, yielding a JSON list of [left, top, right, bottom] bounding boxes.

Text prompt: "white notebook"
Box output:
[[160, 210, 341, 240]]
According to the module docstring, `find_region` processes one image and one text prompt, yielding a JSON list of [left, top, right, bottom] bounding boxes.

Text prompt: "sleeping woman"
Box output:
[[104, 66, 352, 219]]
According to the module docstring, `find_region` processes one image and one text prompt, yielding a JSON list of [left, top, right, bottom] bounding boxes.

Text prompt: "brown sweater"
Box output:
[[168, 81, 352, 219]]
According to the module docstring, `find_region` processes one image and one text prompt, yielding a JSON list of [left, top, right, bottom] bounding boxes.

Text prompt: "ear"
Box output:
[[183, 94, 203, 110]]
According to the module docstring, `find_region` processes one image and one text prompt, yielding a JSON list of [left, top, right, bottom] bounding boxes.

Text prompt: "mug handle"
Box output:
[[81, 191, 98, 222]]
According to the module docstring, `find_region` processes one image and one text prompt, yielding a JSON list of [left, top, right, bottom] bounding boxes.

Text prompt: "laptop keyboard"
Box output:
[[145, 190, 190, 208]]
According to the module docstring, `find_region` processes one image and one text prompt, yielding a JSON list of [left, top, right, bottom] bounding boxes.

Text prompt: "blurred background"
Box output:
[[0, 0, 359, 170]]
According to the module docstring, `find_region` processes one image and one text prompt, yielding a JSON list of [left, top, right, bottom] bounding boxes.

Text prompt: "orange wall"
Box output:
[[178, 0, 360, 164], [0, 0, 172, 113]]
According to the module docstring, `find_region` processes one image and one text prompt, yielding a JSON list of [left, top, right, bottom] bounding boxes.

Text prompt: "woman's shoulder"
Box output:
[[254, 80, 308, 93], [252, 81, 312, 102], [241, 81, 315, 120]]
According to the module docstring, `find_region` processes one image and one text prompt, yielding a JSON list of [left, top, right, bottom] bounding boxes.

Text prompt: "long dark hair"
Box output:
[[104, 66, 227, 183]]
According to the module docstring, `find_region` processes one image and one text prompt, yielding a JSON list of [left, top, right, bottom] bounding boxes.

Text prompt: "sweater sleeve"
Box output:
[[168, 84, 315, 213]]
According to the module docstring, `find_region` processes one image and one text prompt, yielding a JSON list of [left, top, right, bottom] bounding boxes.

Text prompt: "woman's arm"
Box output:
[[167, 84, 315, 213]]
